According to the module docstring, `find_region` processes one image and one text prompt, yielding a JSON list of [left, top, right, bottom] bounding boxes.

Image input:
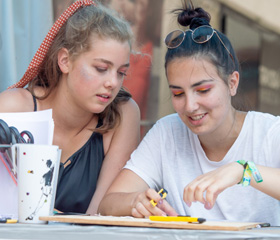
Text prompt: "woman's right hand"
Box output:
[[131, 189, 178, 218], [98, 170, 178, 217]]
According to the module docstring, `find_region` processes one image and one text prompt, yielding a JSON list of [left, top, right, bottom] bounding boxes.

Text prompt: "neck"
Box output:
[[41, 85, 95, 134], [199, 108, 244, 162]]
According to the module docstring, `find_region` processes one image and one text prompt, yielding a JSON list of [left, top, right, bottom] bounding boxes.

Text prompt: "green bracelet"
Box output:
[[247, 161, 263, 183], [237, 160, 251, 186], [236, 160, 263, 186]]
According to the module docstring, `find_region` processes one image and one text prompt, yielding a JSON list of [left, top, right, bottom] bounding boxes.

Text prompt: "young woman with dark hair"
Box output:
[[98, 0, 280, 226]]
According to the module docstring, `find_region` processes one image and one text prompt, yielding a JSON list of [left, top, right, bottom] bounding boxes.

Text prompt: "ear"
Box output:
[[57, 48, 70, 74], [228, 71, 239, 96]]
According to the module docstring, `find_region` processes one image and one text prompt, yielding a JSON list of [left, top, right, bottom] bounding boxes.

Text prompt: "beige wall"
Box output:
[[217, 0, 280, 35], [158, 0, 280, 118]]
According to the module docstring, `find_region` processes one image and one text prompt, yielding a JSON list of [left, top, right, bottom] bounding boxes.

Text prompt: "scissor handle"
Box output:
[[9, 126, 21, 144], [20, 130, 34, 144], [0, 119, 12, 145]]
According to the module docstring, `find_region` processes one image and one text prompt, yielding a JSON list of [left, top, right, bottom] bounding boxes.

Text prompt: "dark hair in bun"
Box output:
[[172, 1, 211, 29], [165, 0, 239, 85]]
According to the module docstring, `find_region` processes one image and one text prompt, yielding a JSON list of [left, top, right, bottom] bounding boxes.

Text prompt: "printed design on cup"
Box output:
[[25, 159, 54, 221]]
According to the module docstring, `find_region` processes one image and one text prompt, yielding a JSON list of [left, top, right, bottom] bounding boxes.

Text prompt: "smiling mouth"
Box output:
[[190, 113, 206, 121]]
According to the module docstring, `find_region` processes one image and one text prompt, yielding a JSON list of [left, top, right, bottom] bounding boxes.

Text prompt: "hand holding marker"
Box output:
[[150, 188, 168, 207], [149, 188, 206, 223]]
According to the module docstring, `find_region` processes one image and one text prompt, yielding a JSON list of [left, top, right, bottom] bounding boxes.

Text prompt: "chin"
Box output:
[[91, 101, 113, 114], [96, 108, 107, 114], [188, 125, 210, 136], [89, 106, 106, 114]]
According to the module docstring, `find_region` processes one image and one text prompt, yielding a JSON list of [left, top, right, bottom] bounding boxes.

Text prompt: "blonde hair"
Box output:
[[28, 2, 134, 132]]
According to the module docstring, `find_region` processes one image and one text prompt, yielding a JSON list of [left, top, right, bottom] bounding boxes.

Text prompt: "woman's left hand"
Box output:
[[183, 162, 244, 210]]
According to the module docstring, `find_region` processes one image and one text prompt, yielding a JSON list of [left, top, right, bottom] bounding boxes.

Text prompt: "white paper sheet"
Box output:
[[0, 109, 54, 145]]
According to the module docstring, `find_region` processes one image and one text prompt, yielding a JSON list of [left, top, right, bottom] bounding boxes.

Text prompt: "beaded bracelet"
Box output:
[[236, 160, 263, 186]]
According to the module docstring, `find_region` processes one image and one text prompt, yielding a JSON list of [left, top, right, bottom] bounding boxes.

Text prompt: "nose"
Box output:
[[104, 72, 119, 89], [185, 94, 199, 113]]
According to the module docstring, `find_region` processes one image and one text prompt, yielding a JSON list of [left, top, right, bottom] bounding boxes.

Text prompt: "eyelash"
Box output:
[[96, 68, 127, 78], [173, 91, 184, 97], [96, 67, 107, 73], [197, 88, 211, 93], [118, 72, 127, 77], [172, 88, 211, 97]]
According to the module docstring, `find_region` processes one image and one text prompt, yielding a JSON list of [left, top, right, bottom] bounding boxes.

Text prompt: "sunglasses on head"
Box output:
[[164, 25, 234, 62]]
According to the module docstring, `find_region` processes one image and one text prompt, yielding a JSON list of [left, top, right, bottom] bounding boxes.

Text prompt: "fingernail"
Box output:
[[161, 213, 167, 216], [158, 200, 163, 205], [204, 201, 212, 210], [185, 201, 191, 207]]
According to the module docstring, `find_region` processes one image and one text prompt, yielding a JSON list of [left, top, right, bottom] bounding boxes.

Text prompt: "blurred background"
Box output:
[[1, 0, 280, 138]]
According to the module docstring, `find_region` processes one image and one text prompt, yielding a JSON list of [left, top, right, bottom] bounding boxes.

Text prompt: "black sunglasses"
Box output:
[[164, 25, 234, 62]]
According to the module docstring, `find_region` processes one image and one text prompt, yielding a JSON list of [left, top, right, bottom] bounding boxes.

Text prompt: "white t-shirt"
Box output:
[[124, 111, 280, 226]]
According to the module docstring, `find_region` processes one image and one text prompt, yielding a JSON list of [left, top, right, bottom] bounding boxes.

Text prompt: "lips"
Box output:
[[96, 93, 111, 103], [97, 94, 110, 99], [190, 113, 206, 121]]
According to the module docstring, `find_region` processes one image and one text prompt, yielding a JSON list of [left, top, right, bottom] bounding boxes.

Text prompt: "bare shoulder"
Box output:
[[115, 98, 141, 138], [119, 98, 140, 119], [105, 98, 140, 136], [0, 88, 35, 112], [116, 98, 141, 131], [102, 98, 140, 154]]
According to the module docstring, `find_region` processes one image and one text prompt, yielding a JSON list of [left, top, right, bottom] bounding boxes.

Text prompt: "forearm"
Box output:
[[98, 191, 139, 216], [250, 165, 280, 200]]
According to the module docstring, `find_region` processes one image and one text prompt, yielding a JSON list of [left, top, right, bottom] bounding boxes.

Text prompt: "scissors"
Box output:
[[0, 119, 34, 146], [0, 119, 34, 179]]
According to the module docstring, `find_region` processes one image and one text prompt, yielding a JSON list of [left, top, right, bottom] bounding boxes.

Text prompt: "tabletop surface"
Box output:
[[0, 223, 280, 240]]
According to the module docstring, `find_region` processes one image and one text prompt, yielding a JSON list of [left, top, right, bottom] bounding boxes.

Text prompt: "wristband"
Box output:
[[247, 161, 263, 183], [237, 160, 251, 186], [236, 160, 263, 186]]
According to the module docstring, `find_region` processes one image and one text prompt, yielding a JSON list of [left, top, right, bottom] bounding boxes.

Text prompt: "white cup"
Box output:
[[16, 144, 61, 224]]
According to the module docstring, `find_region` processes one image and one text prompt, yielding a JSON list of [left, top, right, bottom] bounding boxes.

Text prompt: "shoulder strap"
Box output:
[[32, 95, 37, 112], [26, 89, 37, 112]]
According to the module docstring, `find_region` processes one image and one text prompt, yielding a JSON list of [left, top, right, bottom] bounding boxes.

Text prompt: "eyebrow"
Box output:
[[169, 79, 214, 89], [94, 58, 130, 68]]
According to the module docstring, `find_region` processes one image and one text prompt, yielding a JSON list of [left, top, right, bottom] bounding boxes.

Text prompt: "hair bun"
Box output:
[[174, 2, 211, 29], [190, 17, 210, 29]]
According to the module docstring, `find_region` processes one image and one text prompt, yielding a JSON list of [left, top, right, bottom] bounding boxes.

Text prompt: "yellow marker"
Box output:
[[0, 219, 18, 224], [150, 188, 168, 207], [6, 219, 18, 223], [149, 216, 206, 223]]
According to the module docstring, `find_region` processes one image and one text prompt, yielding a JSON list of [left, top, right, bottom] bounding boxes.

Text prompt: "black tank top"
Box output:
[[55, 120, 104, 213], [31, 94, 104, 213]]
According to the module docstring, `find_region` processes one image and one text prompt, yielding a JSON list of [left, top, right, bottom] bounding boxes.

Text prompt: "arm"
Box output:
[[0, 89, 35, 112], [98, 169, 177, 217], [86, 99, 140, 215], [250, 165, 280, 200], [183, 162, 280, 210], [98, 113, 178, 217]]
